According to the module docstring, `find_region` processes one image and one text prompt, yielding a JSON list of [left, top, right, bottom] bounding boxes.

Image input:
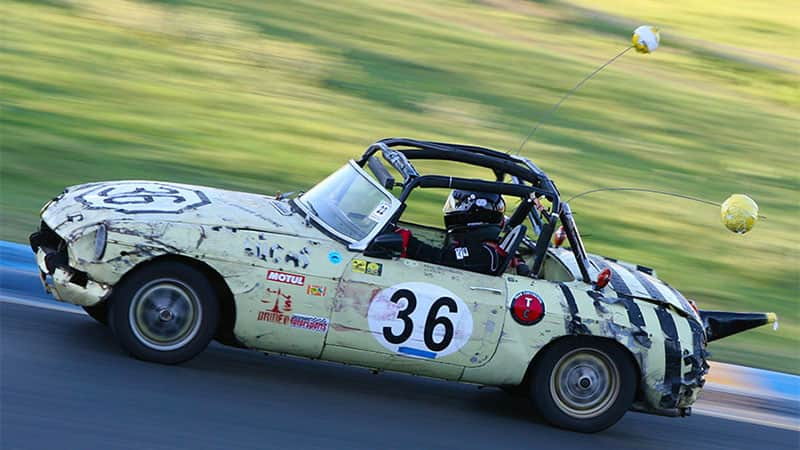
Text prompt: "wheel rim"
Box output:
[[549, 347, 620, 419], [129, 278, 202, 351]]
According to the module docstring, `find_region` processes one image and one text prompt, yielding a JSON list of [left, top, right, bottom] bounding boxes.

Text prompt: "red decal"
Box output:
[[257, 310, 291, 325], [266, 270, 305, 286], [510, 291, 545, 326], [257, 288, 293, 323]]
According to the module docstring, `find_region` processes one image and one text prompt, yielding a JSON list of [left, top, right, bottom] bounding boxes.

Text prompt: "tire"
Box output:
[[82, 302, 109, 325], [529, 337, 636, 433], [108, 261, 219, 364]]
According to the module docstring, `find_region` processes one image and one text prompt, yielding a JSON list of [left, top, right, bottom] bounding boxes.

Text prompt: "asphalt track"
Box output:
[[1, 267, 798, 449]]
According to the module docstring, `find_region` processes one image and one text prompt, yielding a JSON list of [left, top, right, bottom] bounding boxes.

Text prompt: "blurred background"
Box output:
[[1, 0, 797, 373]]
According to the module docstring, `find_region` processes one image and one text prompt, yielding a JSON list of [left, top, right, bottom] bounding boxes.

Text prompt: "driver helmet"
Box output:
[[443, 190, 505, 231]]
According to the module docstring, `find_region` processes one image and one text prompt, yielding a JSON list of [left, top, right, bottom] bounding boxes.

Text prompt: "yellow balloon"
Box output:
[[721, 194, 758, 234], [632, 26, 660, 54]]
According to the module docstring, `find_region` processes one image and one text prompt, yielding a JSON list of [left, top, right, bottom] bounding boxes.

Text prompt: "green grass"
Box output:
[[2, 0, 798, 372]]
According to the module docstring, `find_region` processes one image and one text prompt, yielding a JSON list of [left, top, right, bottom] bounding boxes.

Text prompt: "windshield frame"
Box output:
[[295, 160, 402, 250]]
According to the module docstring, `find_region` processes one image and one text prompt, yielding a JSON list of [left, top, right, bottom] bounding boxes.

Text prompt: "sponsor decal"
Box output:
[[368, 200, 391, 222], [244, 240, 310, 268], [290, 314, 329, 333], [257, 288, 293, 324], [266, 270, 305, 286], [75, 182, 210, 214], [306, 285, 327, 297], [367, 282, 473, 360], [257, 289, 329, 333], [352, 259, 382, 276], [454, 247, 469, 260], [285, 248, 310, 269], [510, 291, 545, 326], [328, 251, 342, 264]]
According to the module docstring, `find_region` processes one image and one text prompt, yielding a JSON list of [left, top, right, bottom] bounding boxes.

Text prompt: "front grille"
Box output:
[[30, 221, 69, 274], [30, 221, 65, 252]]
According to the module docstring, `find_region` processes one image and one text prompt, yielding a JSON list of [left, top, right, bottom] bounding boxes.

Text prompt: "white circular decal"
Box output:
[[75, 182, 210, 214], [368, 282, 473, 360]]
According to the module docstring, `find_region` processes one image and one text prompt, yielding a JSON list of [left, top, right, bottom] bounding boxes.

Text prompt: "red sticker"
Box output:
[[266, 270, 305, 286], [510, 291, 545, 326]]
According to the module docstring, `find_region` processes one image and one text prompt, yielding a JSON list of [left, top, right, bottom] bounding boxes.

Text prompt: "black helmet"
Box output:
[[443, 190, 505, 231]]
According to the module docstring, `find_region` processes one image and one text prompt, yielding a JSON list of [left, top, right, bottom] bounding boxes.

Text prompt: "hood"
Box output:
[[41, 180, 320, 240], [550, 247, 699, 320]]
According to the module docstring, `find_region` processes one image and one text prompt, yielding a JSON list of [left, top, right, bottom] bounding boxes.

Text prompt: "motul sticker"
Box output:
[[266, 270, 305, 286]]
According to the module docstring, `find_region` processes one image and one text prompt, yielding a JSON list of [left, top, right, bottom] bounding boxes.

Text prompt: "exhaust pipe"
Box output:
[[699, 310, 778, 342]]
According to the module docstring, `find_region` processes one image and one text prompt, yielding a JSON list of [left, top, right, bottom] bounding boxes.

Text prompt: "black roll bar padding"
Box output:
[[401, 175, 539, 202], [381, 138, 512, 161], [528, 210, 543, 236], [494, 224, 527, 276], [359, 138, 561, 202], [399, 148, 544, 186], [367, 156, 395, 190], [559, 203, 592, 283], [531, 212, 558, 277], [507, 196, 534, 228], [372, 137, 554, 185]]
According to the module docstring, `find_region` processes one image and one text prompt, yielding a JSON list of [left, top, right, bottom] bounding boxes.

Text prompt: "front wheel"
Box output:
[[529, 337, 636, 433], [109, 261, 219, 364]]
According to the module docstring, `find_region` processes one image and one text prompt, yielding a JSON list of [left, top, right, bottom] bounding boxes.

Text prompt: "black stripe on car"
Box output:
[[627, 267, 666, 301], [655, 306, 682, 409], [592, 257, 632, 297], [684, 318, 709, 388], [558, 283, 590, 335], [665, 283, 696, 318], [586, 290, 651, 348]]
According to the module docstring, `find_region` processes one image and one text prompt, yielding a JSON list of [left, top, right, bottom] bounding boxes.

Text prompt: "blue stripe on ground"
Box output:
[[0, 241, 37, 272]]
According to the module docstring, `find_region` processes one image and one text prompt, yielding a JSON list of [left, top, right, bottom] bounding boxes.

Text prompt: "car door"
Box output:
[[232, 233, 351, 359], [324, 254, 507, 374]]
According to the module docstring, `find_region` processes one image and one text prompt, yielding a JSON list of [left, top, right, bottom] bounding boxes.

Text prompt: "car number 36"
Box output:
[[367, 282, 473, 359]]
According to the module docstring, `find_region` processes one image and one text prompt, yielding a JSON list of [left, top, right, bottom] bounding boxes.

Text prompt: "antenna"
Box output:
[[516, 26, 660, 156], [566, 187, 720, 206], [565, 187, 764, 234]]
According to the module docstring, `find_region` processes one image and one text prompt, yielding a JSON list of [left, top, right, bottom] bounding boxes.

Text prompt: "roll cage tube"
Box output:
[[559, 203, 592, 283], [358, 138, 591, 283]]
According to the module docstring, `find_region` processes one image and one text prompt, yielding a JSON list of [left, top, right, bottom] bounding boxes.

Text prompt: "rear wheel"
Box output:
[[109, 261, 219, 364], [529, 337, 636, 433], [82, 302, 108, 325]]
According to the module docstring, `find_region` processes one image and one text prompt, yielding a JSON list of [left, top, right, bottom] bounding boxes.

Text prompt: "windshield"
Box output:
[[298, 162, 396, 242]]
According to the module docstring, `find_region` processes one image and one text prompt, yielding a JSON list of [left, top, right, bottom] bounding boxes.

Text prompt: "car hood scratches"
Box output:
[[41, 180, 321, 241]]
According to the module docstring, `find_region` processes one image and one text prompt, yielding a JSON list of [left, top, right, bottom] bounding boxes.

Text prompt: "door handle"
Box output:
[[469, 286, 503, 295]]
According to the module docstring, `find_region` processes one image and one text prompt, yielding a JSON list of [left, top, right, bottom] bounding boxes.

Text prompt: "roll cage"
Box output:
[[357, 138, 592, 283]]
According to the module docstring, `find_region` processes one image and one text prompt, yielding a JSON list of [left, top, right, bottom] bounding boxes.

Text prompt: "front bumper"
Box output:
[[35, 248, 110, 306], [31, 222, 111, 307]]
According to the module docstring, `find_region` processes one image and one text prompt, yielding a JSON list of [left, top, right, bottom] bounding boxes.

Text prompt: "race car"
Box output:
[[29, 138, 776, 432]]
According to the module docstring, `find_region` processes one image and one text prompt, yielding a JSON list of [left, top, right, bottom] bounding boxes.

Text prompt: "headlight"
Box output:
[[94, 223, 108, 261]]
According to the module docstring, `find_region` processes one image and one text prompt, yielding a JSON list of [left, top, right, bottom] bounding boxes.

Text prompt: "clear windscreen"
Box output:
[[299, 163, 395, 241]]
